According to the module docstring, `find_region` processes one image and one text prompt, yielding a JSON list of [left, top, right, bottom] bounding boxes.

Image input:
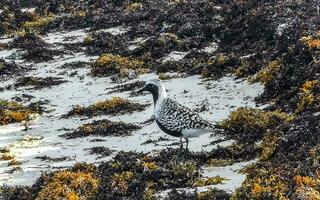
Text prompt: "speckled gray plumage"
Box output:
[[154, 98, 215, 137]]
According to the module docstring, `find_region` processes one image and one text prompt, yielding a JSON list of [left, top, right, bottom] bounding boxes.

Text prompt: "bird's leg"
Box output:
[[179, 137, 183, 152], [184, 137, 189, 160], [176, 137, 184, 162]]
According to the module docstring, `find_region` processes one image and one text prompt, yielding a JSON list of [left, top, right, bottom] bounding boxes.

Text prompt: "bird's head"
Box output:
[[137, 78, 161, 93], [137, 78, 167, 103]]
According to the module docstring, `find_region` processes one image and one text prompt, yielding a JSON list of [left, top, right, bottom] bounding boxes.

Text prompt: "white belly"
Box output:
[[182, 128, 212, 138]]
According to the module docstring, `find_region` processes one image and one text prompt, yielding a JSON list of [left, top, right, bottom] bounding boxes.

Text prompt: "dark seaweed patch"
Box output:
[[0, 185, 33, 200], [35, 155, 70, 162], [217, 107, 292, 143], [9, 32, 64, 62], [21, 46, 64, 62], [106, 80, 145, 95], [14, 76, 67, 89], [0, 59, 29, 80], [10, 32, 47, 49], [59, 61, 90, 69], [61, 119, 141, 139], [234, 112, 320, 199], [26, 100, 49, 114], [86, 146, 114, 159], [141, 136, 173, 145], [90, 53, 148, 79], [64, 97, 148, 118], [83, 31, 129, 56]]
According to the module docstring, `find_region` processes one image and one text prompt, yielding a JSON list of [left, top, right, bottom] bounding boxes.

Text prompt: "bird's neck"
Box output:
[[152, 84, 167, 106]]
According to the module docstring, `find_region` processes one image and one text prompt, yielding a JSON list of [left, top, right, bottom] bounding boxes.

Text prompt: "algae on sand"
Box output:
[[61, 119, 141, 139], [64, 96, 149, 118], [1, 0, 319, 199]]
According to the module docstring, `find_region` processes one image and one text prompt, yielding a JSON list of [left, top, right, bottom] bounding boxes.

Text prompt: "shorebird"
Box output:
[[138, 78, 215, 158]]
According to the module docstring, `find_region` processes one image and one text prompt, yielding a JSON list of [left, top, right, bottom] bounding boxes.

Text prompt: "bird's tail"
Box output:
[[209, 122, 224, 137]]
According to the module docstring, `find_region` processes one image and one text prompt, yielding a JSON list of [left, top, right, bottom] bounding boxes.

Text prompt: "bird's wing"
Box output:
[[157, 98, 215, 132]]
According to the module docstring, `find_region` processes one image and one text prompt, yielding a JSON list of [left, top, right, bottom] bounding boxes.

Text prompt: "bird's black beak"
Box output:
[[137, 86, 147, 94]]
